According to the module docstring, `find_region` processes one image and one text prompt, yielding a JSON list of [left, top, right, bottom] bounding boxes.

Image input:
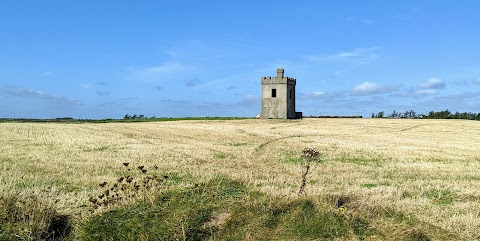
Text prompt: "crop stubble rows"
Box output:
[[1, 118, 479, 239]]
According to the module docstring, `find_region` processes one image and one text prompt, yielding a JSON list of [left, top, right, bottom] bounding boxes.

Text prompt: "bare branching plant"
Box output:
[[88, 163, 169, 211], [298, 148, 322, 196]]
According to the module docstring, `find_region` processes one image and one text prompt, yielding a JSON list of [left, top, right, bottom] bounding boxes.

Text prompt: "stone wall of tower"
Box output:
[[260, 69, 297, 119], [286, 83, 296, 119]]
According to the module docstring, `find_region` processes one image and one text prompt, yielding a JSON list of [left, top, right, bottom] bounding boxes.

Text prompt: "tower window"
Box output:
[[272, 89, 276, 98]]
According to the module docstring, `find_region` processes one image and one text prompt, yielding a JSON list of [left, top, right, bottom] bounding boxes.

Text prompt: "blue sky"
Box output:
[[1, 1, 480, 118]]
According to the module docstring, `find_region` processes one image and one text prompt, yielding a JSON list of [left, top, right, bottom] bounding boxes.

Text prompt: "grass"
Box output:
[[424, 188, 456, 206], [1, 118, 479, 240], [78, 176, 458, 240], [282, 150, 304, 164], [0, 194, 72, 241], [79, 176, 369, 240]]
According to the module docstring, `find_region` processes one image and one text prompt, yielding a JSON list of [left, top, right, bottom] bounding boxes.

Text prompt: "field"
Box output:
[[1, 118, 479, 240]]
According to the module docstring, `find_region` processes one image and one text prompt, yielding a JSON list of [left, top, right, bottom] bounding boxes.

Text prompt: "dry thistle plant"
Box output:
[[87, 163, 168, 211], [298, 148, 322, 196]]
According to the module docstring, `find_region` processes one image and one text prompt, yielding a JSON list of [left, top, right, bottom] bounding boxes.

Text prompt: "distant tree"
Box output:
[[124, 114, 131, 119], [453, 111, 460, 119], [371, 113, 375, 118], [132, 114, 138, 119], [139, 114, 145, 119], [388, 110, 397, 118], [406, 110, 416, 119], [375, 111, 385, 118]]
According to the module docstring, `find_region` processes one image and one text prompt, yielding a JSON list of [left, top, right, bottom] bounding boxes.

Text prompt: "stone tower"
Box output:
[[260, 69, 301, 119]]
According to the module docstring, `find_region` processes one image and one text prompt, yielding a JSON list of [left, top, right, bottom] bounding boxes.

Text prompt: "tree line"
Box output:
[[123, 114, 155, 120], [372, 109, 480, 120]]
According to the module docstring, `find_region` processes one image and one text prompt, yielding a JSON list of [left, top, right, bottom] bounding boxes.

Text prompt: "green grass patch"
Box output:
[[282, 150, 304, 164], [0, 195, 72, 241], [168, 173, 184, 184], [361, 183, 378, 188], [361, 182, 390, 189], [424, 188, 455, 205], [213, 152, 228, 160], [375, 207, 459, 240], [213, 151, 236, 160], [79, 176, 373, 241], [232, 142, 248, 147], [336, 156, 383, 166], [82, 146, 109, 152]]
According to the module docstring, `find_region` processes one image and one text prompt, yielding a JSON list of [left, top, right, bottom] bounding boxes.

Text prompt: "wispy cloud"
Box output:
[[299, 91, 346, 102], [345, 16, 375, 25], [154, 85, 164, 91], [238, 95, 260, 108], [81, 82, 109, 89], [451, 78, 480, 85], [393, 8, 420, 21], [392, 87, 439, 97], [185, 79, 204, 87], [80, 83, 92, 89], [226, 85, 237, 90], [412, 91, 480, 112], [392, 78, 446, 98], [41, 72, 53, 76], [413, 89, 438, 96], [352, 82, 399, 96], [0, 86, 81, 105], [305, 47, 378, 64], [127, 62, 195, 82], [96, 91, 110, 96], [419, 78, 446, 89], [451, 79, 470, 86], [361, 19, 374, 24], [330, 71, 343, 78]]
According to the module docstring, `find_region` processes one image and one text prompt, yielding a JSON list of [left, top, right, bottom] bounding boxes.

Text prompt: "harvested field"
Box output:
[[1, 118, 479, 240]]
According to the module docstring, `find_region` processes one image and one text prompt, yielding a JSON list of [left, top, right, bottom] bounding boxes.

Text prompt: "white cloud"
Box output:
[[413, 89, 438, 96], [474, 78, 480, 84], [419, 78, 446, 89], [0, 86, 81, 105], [312, 91, 325, 96], [299, 91, 348, 103], [392, 87, 440, 97], [353, 82, 379, 93], [140, 62, 189, 75], [351, 82, 401, 96], [352, 82, 381, 95], [306, 47, 378, 64]]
